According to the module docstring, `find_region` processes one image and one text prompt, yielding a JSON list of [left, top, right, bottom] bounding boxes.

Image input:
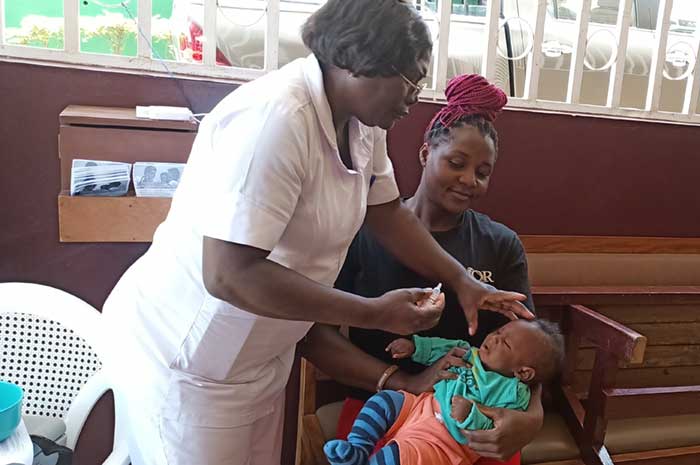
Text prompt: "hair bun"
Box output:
[[434, 74, 507, 129]]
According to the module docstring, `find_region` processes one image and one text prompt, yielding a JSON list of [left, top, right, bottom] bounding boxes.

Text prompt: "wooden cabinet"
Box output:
[[57, 105, 197, 242]]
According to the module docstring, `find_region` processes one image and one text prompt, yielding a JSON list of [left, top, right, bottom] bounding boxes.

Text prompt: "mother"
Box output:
[[303, 75, 541, 464], [102, 2, 530, 464]]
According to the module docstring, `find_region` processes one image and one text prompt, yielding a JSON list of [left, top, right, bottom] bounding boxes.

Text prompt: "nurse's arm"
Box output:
[[202, 237, 441, 334], [365, 199, 532, 335], [365, 198, 488, 291]]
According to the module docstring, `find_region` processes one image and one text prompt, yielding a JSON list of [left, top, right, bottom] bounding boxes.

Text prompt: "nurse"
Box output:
[[102, 1, 532, 464]]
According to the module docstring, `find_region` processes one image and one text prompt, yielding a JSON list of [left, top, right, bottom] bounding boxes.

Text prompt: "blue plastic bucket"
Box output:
[[0, 381, 23, 441]]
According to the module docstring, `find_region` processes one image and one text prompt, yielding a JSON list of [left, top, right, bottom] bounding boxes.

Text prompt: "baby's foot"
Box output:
[[324, 439, 369, 465]]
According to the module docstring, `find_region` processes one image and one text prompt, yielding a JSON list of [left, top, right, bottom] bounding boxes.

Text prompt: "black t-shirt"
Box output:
[[335, 209, 534, 399]]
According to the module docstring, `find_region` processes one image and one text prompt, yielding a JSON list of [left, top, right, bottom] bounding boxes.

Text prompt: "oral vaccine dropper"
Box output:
[[430, 283, 442, 303]]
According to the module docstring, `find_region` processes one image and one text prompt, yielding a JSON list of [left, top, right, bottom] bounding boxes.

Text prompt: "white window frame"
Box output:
[[1, 0, 700, 126], [422, 0, 700, 126]]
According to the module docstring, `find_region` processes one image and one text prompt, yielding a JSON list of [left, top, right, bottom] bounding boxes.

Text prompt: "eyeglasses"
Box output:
[[392, 66, 427, 95]]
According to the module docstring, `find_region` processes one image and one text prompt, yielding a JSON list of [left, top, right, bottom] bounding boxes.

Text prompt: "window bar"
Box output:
[[64, 0, 79, 54], [523, 0, 548, 101], [481, 0, 501, 83], [0, 0, 5, 46], [433, 0, 452, 93], [645, 0, 674, 112], [566, 0, 592, 104], [265, 0, 280, 71], [203, 0, 217, 66], [137, 0, 152, 60], [606, 0, 634, 109], [681, 8, 700, 115]]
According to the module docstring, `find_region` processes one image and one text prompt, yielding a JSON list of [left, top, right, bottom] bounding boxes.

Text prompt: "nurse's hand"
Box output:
[[454, 278, 533, 336], [371, 288, 444, 335]]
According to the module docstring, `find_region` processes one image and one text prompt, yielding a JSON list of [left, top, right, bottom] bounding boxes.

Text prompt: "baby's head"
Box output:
[[478, 319, 564, 385]]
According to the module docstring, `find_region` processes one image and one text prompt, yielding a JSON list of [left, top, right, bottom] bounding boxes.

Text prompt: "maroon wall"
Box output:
[[0, 62, 242, 465], [0, 62, 234, 309], [1, 60, 700, 464], [388, 103, 700, 237]]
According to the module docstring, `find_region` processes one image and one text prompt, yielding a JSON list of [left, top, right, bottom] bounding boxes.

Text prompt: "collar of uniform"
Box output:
[[302, 54, 373, 157], [303, 54, 339, 151], [348, 119, 372, 174]]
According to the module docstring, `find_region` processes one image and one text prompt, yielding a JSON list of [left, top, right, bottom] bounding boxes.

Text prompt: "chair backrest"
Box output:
[[0, 282, 103, 419]]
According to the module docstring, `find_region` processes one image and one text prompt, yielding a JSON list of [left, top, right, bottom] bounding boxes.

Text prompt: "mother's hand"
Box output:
[[455, 278, 533, 336], [463, 385, 544, 461], [400, 347, 469, 395]]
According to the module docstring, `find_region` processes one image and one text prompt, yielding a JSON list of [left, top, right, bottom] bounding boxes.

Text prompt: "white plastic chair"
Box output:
[[0, 282, 129, 465]]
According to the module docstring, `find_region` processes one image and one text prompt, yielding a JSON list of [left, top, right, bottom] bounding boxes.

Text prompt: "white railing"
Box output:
[[423, 0, 700, 126], [1, 0, 700, 125], [607, 0, 634, 109], [523, 0, 548, 102], [203, 0, 217, 66], [64, 0, 79, 55], [646, 0, 674, 112], [137, 0, 152, 59]]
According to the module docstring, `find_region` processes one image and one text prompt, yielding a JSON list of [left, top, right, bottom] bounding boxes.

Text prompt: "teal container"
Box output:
[[0, 381, 23, 441]]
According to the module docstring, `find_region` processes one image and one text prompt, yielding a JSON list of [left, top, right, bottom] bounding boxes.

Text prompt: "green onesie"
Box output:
[[411, 335, 531, 444]]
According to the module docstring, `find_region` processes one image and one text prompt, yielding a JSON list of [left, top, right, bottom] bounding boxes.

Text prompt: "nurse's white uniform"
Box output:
[[102, 54, 400, 465]]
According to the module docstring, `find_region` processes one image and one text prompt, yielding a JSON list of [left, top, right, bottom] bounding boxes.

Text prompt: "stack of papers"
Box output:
[[134, 162, 185, 198], [70, 159, 131, 196]]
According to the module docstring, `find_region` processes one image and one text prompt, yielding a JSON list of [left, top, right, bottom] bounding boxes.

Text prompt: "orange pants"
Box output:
[[337, 395, 521, 465]]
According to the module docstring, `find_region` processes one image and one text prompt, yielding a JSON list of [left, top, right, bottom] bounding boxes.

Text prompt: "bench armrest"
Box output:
[[556, 305, 648, 465], [568, 304, 646, 364], [603, 385, 700, 419]]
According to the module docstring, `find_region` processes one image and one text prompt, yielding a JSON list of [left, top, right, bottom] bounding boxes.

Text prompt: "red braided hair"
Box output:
[[425, 74, 507, 141]]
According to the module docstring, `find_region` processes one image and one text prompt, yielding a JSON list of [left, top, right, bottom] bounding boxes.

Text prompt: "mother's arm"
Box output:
[[300, 323, 466, 395], [462, 385, 544, 461]]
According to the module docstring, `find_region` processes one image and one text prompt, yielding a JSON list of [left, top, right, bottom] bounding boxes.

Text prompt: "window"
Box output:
[[169, 0, 322, 69], [1, 0, 699, 124], [469, 0, 700, 123], [4, 0, 64, 50]]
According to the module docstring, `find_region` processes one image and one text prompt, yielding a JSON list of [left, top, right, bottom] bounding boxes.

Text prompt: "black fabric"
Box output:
[[335, 209, 534, 400], [30, 435, 73, 465]]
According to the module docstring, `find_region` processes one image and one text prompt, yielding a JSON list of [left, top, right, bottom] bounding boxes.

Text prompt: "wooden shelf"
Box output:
[[56, 105, 196, 243], [58, 194, 172, 242], [60, 105, 198, 131]]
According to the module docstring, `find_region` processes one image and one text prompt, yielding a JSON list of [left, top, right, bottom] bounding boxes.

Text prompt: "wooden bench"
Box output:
[[530, 287, 700, 465], [296, 287, 700, 465]]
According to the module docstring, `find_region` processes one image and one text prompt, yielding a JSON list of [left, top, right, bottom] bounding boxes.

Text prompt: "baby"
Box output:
[[324, 319, 565, 465]]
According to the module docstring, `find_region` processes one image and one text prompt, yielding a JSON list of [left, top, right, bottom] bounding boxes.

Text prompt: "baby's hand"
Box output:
[[450, 395, 473, 423], [385, 338, 416, 359]]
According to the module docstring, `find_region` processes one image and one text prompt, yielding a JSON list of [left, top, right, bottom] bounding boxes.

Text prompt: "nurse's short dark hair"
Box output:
[[302, 0, 432, 78]]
